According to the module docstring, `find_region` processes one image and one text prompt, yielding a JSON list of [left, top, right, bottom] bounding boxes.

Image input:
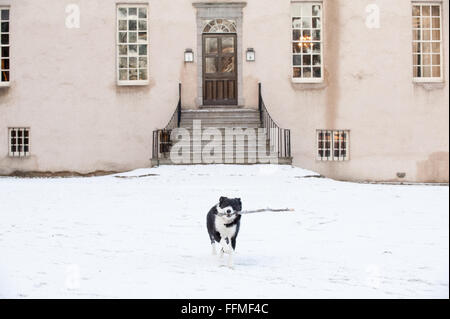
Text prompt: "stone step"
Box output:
[[182, 111, 259, 117], [182, 108, 259, 113], [171, 140, 270, 146], [170, 141, 268, 149], [168, 149, 277, 154], [180, 117, 260, 121], [172, 127, 268, 132], [180, 118, 260, 123], [194, 106, 255, 111], [171, 136, 270, 144], [181, 110, 259, 119], [170, 146, 273, 154], [171, 139, 268, 144], [168, 159, 281, 164], [179, 123, 262, 129], [181, 111, 259, 116], [180, 123, 261, 128], [181, 117, 260, 122], [154, 156, 293, 165], [170, 128, 269, 140], [160, 151, 280, 162]]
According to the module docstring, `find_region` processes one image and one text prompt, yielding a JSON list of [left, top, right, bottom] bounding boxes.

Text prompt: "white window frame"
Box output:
[[116, 4, 149, 86], [316, 130, 349, 161], [8, 127, 30, 157], [412, 2, 444, 83], [0, 6, 10, 87], [291, 1, 324, 83]]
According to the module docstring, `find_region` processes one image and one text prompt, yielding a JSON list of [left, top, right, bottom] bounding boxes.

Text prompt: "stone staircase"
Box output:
[[153, 107, 292, 165]]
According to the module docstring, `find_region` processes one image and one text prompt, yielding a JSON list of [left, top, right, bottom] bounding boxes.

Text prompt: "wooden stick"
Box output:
[[239, 208, 294, 215]]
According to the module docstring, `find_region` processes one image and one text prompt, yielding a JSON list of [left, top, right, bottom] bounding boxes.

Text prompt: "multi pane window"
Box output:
[[317, 130, 349, 161], [292, 2, 322, 81], [1, 7, 10, 84], [117, 5, 149, 85], [9, 128, 30, 157], [412, 3, 442, 81], [203, 19, 237, 33]]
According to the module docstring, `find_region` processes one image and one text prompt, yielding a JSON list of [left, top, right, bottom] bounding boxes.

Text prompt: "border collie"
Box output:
[[206, 196, 242, 268]]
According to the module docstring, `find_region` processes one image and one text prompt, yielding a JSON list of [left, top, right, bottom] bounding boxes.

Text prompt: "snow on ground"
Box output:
[[0, 165, 448, 298]]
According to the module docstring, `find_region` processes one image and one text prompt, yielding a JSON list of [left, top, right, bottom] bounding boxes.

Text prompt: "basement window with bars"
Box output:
[[317, 130, 349, 161], [9, 128, 30, 157], [1, 7, 10, 85], [412, 3, 443, 82], [117, 4, 149, 85], [291, 2, 323, 82]]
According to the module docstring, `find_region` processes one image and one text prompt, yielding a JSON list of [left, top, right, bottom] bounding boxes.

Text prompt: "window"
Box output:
[[317, 130, 349, 161], [412, 3, 443, 81], [9, 128, 30, 157], [203, 19, 237, 33], [0, 7, 10, 85], [117, 5, 149, 85], [291, 2, 323, 82]]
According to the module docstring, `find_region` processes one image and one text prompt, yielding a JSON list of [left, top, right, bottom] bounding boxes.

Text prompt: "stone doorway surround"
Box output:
[[193, 2, 246, 107]]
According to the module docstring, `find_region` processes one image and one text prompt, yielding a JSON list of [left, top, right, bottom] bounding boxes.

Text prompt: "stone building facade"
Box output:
[[0, 0, 448, 182]]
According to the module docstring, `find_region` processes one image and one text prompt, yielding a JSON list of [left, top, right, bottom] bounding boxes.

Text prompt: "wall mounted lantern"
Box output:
[[184, 49, 194, 63], [246, 48, 255, 62]]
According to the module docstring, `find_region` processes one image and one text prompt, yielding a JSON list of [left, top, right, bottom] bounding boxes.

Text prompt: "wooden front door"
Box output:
[[202, 34, 237, 105]]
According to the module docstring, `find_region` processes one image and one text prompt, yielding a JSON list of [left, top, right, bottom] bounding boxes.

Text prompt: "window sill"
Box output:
[[413, 80, 445, 90], [413, 78, 444, 83], [117, 80, 149, 86], [292, 78, 323, 84], [291, 78, 327, 90], [0, 82, 10, 88]]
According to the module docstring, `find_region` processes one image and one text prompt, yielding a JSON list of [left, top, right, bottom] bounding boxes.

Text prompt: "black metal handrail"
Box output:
[[258, 83, 291, 158], [152, 83, 181, 161]]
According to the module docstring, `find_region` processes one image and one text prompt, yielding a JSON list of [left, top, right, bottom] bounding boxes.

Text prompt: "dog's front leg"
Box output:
[[218, 237, 227, 260], [227, 248, 234, 269], [221, 237, 233, 254], [219, 238, 230, 253]]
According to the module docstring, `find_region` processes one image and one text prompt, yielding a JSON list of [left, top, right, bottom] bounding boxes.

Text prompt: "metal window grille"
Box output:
[[317, 130, 349, 161], [0, 7, 10, 84], [9, 128, 30, 157]]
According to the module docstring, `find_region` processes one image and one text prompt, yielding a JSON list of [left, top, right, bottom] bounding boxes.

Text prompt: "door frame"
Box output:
[[193, 3, 246, 107], [202, 33, 238, 106]]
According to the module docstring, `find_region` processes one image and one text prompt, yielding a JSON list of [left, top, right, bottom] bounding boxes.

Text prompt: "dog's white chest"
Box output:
[[214, 218, 236, 238]]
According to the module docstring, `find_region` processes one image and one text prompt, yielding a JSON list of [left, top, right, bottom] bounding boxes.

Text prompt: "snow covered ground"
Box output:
[[0, 165, 448, 299]]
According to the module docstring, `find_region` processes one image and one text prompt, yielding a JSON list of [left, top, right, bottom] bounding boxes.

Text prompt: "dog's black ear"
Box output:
[[219, 196, 226, 204], [237, 198, 242, 211]]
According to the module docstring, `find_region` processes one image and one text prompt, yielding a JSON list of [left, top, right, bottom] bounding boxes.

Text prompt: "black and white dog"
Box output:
[[207, 196, 242, 268]]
